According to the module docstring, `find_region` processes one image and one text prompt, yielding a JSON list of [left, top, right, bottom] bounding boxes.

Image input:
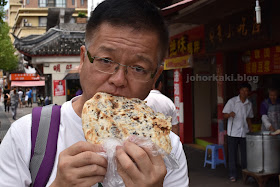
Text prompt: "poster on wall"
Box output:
[[53, 80, 65, 96]]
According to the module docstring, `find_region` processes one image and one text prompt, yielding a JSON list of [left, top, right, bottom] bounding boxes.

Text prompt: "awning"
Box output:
[[63, 65, 80, 80], [161, 0, 196, 16], [63, 73, 80, 80], [11, 81, 45, 87]]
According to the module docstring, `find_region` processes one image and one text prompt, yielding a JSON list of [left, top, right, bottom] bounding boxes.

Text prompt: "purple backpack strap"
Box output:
[[30, 105, 61, 187]]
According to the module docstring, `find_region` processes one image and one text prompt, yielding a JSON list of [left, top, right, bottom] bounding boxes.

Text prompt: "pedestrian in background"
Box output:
[[222, 82, 253, 182], [10, 88, 19, 120], [3, 86, 10, 112], [145, 73, 179, 136], [27, 88, 32, 107], [24, 93, 28, 107], [18, 89, 23, 108], [260, 88, 280, 132]]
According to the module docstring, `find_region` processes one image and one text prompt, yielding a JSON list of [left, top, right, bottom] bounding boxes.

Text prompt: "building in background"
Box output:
[[8, 0, 87, 42]]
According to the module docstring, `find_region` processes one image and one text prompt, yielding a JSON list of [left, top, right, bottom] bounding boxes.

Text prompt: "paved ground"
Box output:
[[0, 99, 34, 141], [184, 144, 279, 187], [0, 99, 279, 186]]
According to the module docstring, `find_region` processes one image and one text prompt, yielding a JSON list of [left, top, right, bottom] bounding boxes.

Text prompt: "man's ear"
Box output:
[[79, 45, 86, 74]]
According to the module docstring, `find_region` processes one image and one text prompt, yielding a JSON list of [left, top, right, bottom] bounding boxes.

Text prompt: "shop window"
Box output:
[[56, 0, 66, 7], [39, 0, 47, 7], [39, 17, 47, 27]]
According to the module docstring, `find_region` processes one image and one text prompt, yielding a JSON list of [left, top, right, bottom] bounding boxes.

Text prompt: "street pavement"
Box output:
[[0, 99, 279, 186], [0, 99, 34, 142], [184, 144, 278, 187]]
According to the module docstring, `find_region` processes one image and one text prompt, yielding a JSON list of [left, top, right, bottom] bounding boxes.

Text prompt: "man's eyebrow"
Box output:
[[97, 46, 116, 53], [136, 54, 154, 67]]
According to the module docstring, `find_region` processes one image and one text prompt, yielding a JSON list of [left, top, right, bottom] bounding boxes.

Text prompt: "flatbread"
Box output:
[[82, 92, 172, 154]]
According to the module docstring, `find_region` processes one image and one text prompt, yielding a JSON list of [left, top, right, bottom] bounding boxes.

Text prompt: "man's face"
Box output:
[[269, 90, 278, 104], [79, 23, 162, 101], [239, 87, 249, 99]]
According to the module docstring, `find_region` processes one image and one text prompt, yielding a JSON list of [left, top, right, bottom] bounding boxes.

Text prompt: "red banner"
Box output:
[[10, 73, 40, 81], [53, 80, 65, 96], [244, 46, 280, 75], [174, 69, 184, 142]]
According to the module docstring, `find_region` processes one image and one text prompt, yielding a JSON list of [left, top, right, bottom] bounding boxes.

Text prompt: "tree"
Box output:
[[0, 6, 18, 71]]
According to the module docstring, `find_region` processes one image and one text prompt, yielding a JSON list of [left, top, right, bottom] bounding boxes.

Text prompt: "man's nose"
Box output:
[[108, 65, 128, 87]]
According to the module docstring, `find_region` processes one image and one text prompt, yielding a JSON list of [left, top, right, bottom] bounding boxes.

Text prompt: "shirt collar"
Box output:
[[150, 89, 162, 94], [268, 98, 280, 105], [236, 95, 249, 104]]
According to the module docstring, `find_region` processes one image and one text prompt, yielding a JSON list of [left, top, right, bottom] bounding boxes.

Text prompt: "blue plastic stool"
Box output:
[[204, 144, 226, 169]]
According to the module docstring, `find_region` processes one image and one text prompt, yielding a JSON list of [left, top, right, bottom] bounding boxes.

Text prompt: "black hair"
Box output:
[[268, 88, 278, 93], [85, 0, 169, 64], [155, 73, 164, 89], [239, 82, 251, 91]]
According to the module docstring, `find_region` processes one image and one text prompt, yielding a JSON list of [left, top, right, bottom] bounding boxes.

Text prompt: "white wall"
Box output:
[[44, 62, 80, 105], [33, 56, 80, 105], [88, 0, 105, 17]]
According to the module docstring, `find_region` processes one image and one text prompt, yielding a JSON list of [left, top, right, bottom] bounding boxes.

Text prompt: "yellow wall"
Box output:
[[8, 3, 87, 42]]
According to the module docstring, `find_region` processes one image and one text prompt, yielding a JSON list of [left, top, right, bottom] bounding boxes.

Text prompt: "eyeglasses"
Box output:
[[86, 50, 157, 82]]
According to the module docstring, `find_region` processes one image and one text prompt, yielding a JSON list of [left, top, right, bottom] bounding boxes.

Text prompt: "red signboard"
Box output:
[[10, 73, 40, 81], [169, 25, 205, 58], [244, 46, 280, 75], [53, 80, 65, 96]]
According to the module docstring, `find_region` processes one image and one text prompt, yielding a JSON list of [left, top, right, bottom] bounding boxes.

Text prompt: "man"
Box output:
[[145, 74, 179, 135], [260, 88, 280, 132], [10, 87, 20, 120], [0, 1, 189, 186], [222, 82, 253, 182], [18, 89, 23, 108], [3, 85, 10, 112], [27, 88, 32, 107]]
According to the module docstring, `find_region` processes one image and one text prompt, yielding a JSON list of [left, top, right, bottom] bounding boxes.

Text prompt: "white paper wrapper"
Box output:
[[97, 136, 179, 187]]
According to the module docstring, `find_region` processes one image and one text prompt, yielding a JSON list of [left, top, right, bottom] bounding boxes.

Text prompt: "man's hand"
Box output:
[[224, 112, 235, 119], [229, 112, 235, 118], [50, 141, 107, 187], [116, 140, 167, 187]]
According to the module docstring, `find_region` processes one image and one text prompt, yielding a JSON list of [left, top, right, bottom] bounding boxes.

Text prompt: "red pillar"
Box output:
[[216, 53, 226, 145]]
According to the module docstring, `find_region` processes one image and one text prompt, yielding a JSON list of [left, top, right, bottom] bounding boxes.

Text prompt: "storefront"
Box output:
[[10, 73, 45, 103], [163, 25, 208, 144], [162, 0, 280, 145]]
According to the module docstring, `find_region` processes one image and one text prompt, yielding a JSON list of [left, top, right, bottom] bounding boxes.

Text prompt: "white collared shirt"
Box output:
[[222, 95, 254, 137], [0, 97, 189, 187], [145, 90, 179, 125]]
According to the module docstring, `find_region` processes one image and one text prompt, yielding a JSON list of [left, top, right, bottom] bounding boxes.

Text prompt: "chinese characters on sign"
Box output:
[[169, 36, 201, 57], [53, 80, 66, 96], [53, 64, 73, 72], [164, 55, 191, 70], [10, 73, 40, 81], [53, 64, 60, 72], [174, 69, 182, 121], [205, 13, 266, 52], [244, 46, 280, 75], [166, 26, 204, 69]]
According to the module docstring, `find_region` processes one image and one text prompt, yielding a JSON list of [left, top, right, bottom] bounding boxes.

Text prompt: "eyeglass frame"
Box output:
[[86, 50, 158, 81]]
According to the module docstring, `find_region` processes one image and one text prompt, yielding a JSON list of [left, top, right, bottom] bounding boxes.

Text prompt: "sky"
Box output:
[[4, 0, 8, 10]]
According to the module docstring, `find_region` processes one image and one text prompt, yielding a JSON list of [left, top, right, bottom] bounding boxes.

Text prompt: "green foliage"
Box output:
[[0, 1, 7, 23], [0, 7, 18, 71], [0, 0, 7, 7], [78, 12, 86, 18]]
